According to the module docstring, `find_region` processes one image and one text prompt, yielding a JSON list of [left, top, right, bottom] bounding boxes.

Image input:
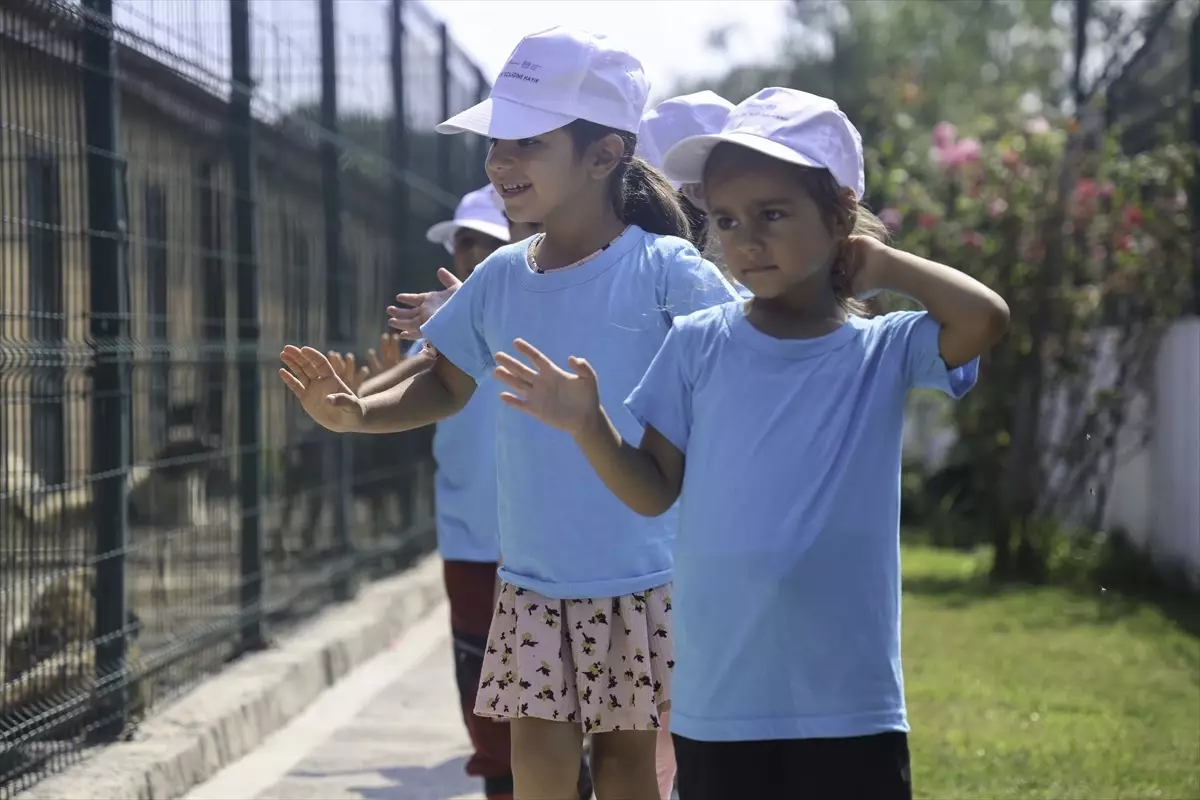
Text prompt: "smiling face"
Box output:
[[486, 128, 585, 224], [485, 125, 624, 227], [704, 144, 850, 300]]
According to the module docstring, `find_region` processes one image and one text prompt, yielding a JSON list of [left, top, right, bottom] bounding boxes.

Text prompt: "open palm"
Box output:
[[493, 339, 600, 437], [387, 267, 461, 340], [278, 345, 364, 433]]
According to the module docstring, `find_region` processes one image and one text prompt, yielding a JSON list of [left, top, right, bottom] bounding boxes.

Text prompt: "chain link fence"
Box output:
[[0, 0, 488, 794]]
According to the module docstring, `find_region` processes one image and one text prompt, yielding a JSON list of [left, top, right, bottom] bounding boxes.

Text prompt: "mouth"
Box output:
[[497, 182, 532, 198], [741, 265, 779, 275]]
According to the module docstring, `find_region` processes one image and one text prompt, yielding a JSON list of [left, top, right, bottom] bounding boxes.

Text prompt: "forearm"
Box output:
[[573, 409, 678, 517], [359, 353, 433, 398], [356, 366, 466, 433], [872, 245, 1009, 366]]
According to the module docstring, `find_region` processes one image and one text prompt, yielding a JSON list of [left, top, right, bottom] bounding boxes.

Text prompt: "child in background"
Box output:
[[278, 27, 738, 800], [636, 91, 734, 259], [488, 87, 1009, 799]]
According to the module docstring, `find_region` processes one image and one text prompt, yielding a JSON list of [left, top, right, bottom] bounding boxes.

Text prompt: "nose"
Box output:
[[485, 142, 515, 176]]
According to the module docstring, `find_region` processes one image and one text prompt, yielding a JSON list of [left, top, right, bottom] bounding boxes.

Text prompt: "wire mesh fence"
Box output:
[[0, 0, 488, 794]]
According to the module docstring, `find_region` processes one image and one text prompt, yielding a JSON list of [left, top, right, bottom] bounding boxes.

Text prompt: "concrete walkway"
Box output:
[[184, 603, 486, 800]]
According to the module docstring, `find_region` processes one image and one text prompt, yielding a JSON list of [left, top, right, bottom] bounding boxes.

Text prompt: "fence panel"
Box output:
[[0, 0, 490, 794]]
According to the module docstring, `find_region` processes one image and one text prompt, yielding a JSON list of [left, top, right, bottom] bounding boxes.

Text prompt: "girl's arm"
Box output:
[[357, 353, 475, 433], [278, 346, 473, 435], [358, 351, 435, 398], [492, 339, 683, 517], [858, 239, 1010, 368], [573, 408, 684, 518]]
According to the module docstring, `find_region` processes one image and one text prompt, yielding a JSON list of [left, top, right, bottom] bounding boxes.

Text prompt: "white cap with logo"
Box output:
[[636, 91, 735, 188], [662, 87, 865, 199], [436, 26, 649, 139], [425, 184, 511, 254]]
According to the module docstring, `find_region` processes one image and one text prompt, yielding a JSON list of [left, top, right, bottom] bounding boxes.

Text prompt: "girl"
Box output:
[[487, 87, 1010, 799], [353, 187, 591, 800], [277, 26, 738, 800]]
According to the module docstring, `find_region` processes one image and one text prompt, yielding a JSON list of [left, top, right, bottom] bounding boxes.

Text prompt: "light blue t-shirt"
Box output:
[[408, 339, 501, 563], [421, 225, 738, 599], [626, 303, 979, 742]]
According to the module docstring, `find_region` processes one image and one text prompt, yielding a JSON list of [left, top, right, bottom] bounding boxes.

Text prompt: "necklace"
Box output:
[[527, 227, 627, 274]]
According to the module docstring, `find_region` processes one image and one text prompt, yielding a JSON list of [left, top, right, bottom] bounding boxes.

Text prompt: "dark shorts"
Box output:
[[673, 731, 912, 800]]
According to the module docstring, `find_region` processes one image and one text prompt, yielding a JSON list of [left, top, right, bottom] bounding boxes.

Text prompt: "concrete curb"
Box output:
[[18, 550, 446, 800]]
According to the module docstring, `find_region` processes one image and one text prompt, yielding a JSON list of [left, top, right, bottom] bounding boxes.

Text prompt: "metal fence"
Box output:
[[0, 0, 488, 794]]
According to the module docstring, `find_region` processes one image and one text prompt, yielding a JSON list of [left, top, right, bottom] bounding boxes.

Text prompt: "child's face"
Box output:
[[704, 145, 844, 299], [486, 127, 622, 226], [486, 128, 581, 225], [450, 227, 504, 280]]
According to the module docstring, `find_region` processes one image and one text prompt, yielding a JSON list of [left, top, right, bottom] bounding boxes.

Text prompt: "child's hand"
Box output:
[[327, 350, 369, 395], [279, 345, 365, 433], [367, 333, 402, 374], [387, 268, 462, 340], [493, 339, 600, 438]]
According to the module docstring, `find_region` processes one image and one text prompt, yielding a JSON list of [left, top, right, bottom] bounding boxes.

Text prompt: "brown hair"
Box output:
[[565, 119, 694, 244], [785, 165, 888, 315]]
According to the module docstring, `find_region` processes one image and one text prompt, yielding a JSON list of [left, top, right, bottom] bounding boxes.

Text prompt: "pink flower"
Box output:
[[1122, 206, 1143, 228], [988, 197, 1009, 218], [961, 230, 983, 249], [1115, 234, 1135, 253], [917, 213, 938, 230], [933, 137, 982, 169], [932, 122, 957, 149], [880, 207, 903, 231]]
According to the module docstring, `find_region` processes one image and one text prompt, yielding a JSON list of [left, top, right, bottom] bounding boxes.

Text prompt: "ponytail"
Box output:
[[566, 119, 692, 243]]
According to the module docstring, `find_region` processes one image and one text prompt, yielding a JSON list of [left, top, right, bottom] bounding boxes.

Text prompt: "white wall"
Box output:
[[903, 317, 1200, 586]]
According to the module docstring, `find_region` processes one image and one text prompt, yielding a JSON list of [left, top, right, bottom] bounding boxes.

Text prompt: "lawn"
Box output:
[[902, 545, 1200, 800]]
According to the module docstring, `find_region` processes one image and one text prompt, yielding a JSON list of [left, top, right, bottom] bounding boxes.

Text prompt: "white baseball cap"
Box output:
[[662, 87, 865, 199], [424, 185, 511, 254], [436, 27, 648, 140], [636, 91, 735, 188]]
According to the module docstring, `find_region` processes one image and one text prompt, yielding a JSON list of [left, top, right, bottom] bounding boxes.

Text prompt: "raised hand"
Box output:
[[387, 268, 462, 340], [327, 350, 370, 395], [367, 332, 403, 374], [278, 345, 364, 433], [493, 339, 601, 437]]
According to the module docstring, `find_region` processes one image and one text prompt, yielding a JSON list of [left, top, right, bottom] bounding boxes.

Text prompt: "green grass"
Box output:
[[902, 545, 1200, 799]]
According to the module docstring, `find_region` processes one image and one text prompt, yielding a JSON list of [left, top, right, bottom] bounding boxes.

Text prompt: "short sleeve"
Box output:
[[880, 310, 978, 398], [624, 321, 693, 453], [420, 268, 492, 381], [657, 241, 739, 323]]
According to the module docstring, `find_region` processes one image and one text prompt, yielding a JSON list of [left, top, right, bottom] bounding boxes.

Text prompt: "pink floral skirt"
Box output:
[[473, 582, 674, 734]]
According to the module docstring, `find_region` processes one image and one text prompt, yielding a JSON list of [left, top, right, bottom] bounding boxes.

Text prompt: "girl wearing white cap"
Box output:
[[279, 26, 738, 800], [489, 87, 1009, 799], [355, 186, 594, 800]]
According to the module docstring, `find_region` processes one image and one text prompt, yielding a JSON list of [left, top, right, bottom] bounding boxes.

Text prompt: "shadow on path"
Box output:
[[289, 756, 479, 800]]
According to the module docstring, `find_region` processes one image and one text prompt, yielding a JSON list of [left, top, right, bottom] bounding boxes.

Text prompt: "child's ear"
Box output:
[[589, 134, 625, 179]]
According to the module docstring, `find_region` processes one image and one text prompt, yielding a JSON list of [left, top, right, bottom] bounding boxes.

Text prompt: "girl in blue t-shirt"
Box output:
[[488, 87, 1009, 800], [277, 27, 737, 800]]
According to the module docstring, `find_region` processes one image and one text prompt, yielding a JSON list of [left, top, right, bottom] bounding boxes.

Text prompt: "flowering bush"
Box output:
[[866, 111, 1194, 578]]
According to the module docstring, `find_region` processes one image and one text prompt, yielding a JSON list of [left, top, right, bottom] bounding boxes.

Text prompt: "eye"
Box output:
[[713, 215, 737, 231], [516, 137, 540, 148], [761, 208, 786, 222]]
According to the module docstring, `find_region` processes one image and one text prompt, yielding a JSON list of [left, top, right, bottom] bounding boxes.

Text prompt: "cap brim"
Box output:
[[662, 131, 822, 185], [435, 96, 575, 140], [424, 219, 511, 253]]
